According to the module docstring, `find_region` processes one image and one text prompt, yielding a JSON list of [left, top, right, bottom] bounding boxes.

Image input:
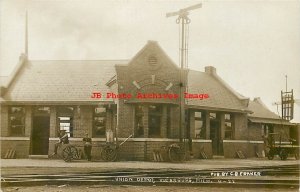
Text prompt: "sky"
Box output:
[[0, 0, 299, 122]]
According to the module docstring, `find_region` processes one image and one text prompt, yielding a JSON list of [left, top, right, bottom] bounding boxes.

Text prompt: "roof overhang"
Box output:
[[124, 100, 178, 105], [0, 100, 115, 105], [248, 117, 294, 126], [186, 104, 250, 113]]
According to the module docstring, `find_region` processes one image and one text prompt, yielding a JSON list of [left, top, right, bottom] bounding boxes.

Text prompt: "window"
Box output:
[[57, 106, 74, 137], [209, 112, 216, 120], [33, 106, 50, 115], [134, 105, 167, 138], [262, 124, 268, 136], [224, 113, 234, 139], [167, 106, 171, 138], [148, 105, 162, 137], [195, 111, 206, 139], [9, 106, 25, 136], [262, 124, 274, 136], [134, 105, 144, 137], [93, 106, 106, 137]]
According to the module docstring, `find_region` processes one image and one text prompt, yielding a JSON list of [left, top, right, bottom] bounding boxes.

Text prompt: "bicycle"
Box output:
[[160, 143, 186, 162]]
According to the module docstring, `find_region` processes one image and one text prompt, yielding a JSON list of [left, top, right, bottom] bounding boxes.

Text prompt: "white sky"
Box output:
[[0, 0, 299, 122]]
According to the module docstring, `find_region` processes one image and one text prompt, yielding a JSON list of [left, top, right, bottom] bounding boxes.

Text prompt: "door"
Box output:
[[31, 116, 50, 155], [148, 105, 162, 137], [149, 115, 161, 137], [210, 120, 223, 155]]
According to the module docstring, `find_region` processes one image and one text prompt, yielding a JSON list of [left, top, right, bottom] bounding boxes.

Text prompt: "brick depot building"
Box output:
[[0, 41, 294, 160]]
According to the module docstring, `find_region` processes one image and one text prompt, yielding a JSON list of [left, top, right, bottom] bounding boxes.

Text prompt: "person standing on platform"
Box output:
[[83, 133, 92, 161]]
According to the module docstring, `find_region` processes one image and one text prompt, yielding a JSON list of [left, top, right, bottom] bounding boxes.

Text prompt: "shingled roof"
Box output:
[[248, 98, 280, 119], [1, 59, 127, 103], [1, 61, 250, 112], [248, 98, 292, 125], [1, 41, 250, 113], [187, 68, 249, 112], [0, 76, 8, 87]]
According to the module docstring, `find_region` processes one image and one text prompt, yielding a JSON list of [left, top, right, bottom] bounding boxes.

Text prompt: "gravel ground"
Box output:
[[2, 158, 299, 192]]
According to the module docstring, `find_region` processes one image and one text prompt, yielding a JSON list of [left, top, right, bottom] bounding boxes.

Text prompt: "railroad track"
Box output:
[[1, 164, 299, 188]]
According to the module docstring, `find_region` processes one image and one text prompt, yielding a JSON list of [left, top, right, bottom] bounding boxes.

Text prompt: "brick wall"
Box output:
[[73, 107, 81, 137], [223, 141, 264, 158], [115, 42, 182, 140], [248, 123, 263, 140], [117, 140, 213, 161], [0, 105, 32, 137], [144, 141, 170, 161], [170, 106, 180, 138], [105, 108, 112, 133], [234, 113, 248, 140], [1, 139, 30, 158], [274, 124, 290, 141], [248, 122, 291, 142], [142, 105, 149, 138], [118, 141, 145, 161], [46, 139, 212, 162], [117, 102, 134, 138], [205, 112, 210, 139], [24, 106, 32, 137], [75, 106, 93, 137], [126, 140, 212, 161], [49, 106, 57, 137], [0, 105, 8, 136], [192, 141, 213, 159], [220, 113, 225, 139], [161, 106, 167, 138], [189, 110, 195, 139]]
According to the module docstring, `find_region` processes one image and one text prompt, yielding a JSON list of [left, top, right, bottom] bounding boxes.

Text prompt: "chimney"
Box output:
[[205, 66, 216, 75]]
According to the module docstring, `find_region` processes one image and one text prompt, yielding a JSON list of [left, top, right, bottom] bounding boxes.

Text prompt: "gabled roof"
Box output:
[[1, 60, 127, 103], [247, 98, 292, 125], [1, 41, 252, 113], [1, 54, 27, 96], [248, 98, 280, 119], [0, 76, 8, 87], [127, 40, 178, 69], [187, 69, 249, 112]]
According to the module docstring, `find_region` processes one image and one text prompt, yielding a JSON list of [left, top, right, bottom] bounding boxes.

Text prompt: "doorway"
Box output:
[[148, 105, 162, 137], [31, 116, 50, 155], [210, 114, 223, 155]]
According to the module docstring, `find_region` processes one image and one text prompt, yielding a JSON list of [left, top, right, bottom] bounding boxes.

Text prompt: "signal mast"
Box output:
[[166, 3, 202, 144]]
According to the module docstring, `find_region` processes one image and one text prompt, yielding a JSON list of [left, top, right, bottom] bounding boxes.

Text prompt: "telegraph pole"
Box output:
[[25, 10, 28, 57], [166, 4, 201, 143], [272, 75, 298, 121]]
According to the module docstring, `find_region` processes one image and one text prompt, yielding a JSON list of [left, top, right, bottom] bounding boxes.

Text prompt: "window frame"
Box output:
[[57, 106, 74, 137], [93, 106, 107, 138], [9, 106, 26, 136], [134, 105, 144, 137], [224, 113, 234, 139], [195, 111, 206, 139], [148, 104, 162, 138]]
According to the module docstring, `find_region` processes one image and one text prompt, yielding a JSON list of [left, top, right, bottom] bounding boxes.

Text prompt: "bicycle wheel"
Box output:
[[168, 144, 185, 162], [101, 146, 117, 162], [62, 146, 78, 162], [279, 149, 288, 160], [295, 151, 299, 160], [267, 148, 274, 160]]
